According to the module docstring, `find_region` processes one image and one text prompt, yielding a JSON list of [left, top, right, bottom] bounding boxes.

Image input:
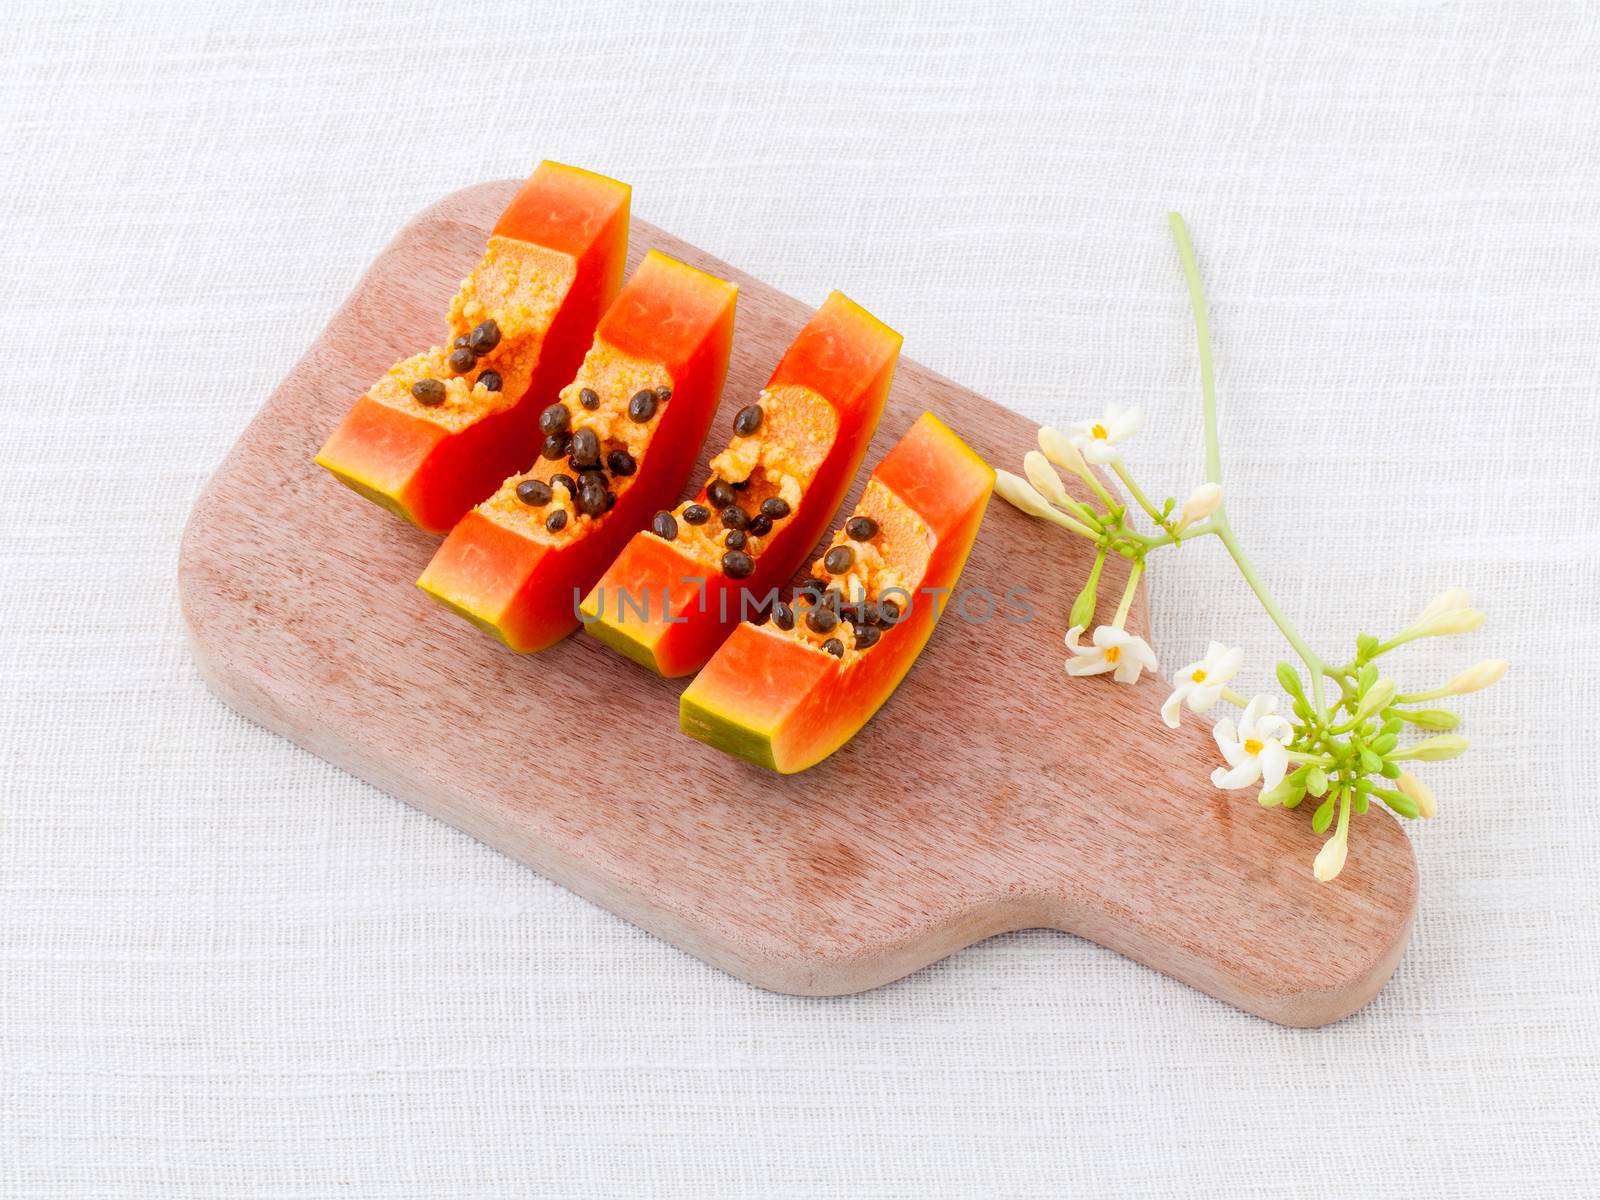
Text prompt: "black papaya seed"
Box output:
[[823, 545, 855, 576], [846, 515, 879, 541], [627, 389, 657, 422], [733, 404, 763, 436], [411, 378, 446, 406], [539, 404, 570, 436], [805, 605, 838, 634], [468, 319, 500, 355], [515, 478, 552, 507], [569, 427, 600, 468]]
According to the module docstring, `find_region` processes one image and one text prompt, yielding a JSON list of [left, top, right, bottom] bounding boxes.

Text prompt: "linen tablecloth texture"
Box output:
[[4, 2, 1597, 1196]]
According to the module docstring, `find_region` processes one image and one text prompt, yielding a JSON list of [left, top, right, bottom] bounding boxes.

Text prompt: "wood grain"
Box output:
[[178, 181, 1417, 1026]]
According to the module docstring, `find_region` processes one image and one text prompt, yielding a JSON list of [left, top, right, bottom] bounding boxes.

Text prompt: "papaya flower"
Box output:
[[1313, 829, 1349, 883], [1161, 641, 1243, 728], [1064, 624, 1158, 684], [994, 469, 1054, 518], [1398, 770, 1437, 819], [1023, 450, 1072, 507], [1037, 426, 1087, 475], [1442, 659, 1508, 696], [1068, 404, 1143, 464], [1209, 694, 1292, 792], [1174, 482, 1222, 532], [1402, 588, 1485, 639]]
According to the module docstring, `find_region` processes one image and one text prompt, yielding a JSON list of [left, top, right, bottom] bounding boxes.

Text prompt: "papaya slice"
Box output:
[[315, 162, 631, 532], [416, 251, 738, 652], [579, 292, 900, 677], [679, 413, 993, 774]]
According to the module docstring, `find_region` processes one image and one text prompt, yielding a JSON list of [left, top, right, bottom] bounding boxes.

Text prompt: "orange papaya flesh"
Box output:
[[315, 162, 630, 533], [679, 412, 994, 773], [580, 291, 900, 677], [416, 251, 737, 652]]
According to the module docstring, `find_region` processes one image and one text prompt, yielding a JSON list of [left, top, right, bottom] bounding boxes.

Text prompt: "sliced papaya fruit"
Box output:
[[316, 162, 631, 532], [679, 413, 993, 774], [579, 292, 900, 676], [416, 251, 737, 652]]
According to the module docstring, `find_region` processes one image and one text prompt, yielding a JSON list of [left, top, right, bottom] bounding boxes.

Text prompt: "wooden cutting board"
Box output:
[[178, 181, 1416, 1027]]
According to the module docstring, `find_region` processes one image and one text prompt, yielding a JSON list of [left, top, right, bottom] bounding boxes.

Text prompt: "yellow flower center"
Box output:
[[1243, 737, 1264, 755], [1091, 423, 1109, 440], [1191, 668, 1207, 683], [1103, 645, 1122, 664]]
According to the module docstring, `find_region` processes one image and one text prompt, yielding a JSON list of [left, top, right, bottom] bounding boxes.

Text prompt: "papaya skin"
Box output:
[[679, 413, 994, 774], [416, 252, 738, 653], [581, 292, 902, 676], [316, 162, 631, 533]]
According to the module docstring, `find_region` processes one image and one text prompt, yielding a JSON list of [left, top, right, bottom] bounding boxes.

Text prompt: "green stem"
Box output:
[[1287, 750, 1333, 765], [1170, 211, 1330, 710], [1396, 686, 1449, 704], [1170, 213, 1222, 488], [1133, 520, 1218, 552], [1112, 559, 1144, 629], [1075, 463, 1121, 514], [1111, 459, 1172, 531]]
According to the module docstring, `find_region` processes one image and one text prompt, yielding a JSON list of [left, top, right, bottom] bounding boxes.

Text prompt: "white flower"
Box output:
[[1064, 624, 1158, 684], [1068, 404, 1143, 464], [1209, 694, 1292, 791], [1161, 641, 1242, 728], [1313, 833, 1349, 883], [1174, 482, 1222, 531]]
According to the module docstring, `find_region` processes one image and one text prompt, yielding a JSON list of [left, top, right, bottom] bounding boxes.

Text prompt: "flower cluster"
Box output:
[[992, 214, 1506, 882]]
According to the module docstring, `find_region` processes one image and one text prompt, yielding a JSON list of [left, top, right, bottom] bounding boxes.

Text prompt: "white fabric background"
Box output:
[[4, 1, 1597, 1195]]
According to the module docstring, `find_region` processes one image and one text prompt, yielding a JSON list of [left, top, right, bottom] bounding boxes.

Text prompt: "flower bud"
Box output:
[[1403, 734, 1469, 762], [1023, 450, 1070, 507], [1399, 708, 1460, 730], [1413, 609, 1486, 638], [1313, 834, 1348, 883], [1068, 577, 1098, 630], [1037, 426, 1086, 474], [995, 470, 1054, 519], [1258, 773, 1305, 808], [1354, 676, 1396, 721], [1397, 770, 1436, 819], [1444, 659, 1507, 696], [1415, 587, 1471, 624], [1174, 482, 1222, 531], [1403, 588, 1485, 639]]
